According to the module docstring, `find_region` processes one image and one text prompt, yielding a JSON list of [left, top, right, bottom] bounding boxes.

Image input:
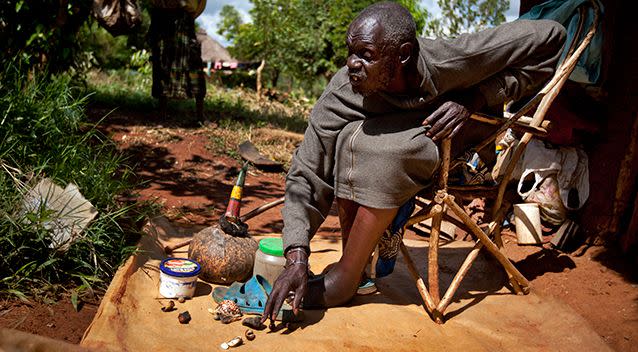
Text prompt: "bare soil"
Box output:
[[1, 105, 636, 351]]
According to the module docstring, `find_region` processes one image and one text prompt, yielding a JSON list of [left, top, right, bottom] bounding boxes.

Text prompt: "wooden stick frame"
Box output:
[[400, 1, 599, 324]]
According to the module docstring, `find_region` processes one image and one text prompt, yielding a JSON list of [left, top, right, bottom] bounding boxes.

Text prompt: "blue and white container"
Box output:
[[159, 258, 201, 298]]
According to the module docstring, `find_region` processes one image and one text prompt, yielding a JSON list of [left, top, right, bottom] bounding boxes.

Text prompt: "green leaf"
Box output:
[[71, 290, 79, 311], [2, 289, 31, 303]]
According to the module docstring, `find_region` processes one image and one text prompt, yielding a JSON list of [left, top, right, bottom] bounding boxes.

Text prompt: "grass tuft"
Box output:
[[0, 64, 156, 302], [88, 69, 312, 168]]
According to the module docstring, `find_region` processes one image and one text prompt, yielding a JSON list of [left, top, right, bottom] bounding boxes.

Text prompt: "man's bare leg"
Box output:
[[304, 198, 398, 308], [321, 198, 363, 274], [337, 198, 358, 251]]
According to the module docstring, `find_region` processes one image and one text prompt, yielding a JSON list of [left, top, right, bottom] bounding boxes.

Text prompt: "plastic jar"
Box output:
[[253, 237, 286, 286], [159, 258, 201, 298]]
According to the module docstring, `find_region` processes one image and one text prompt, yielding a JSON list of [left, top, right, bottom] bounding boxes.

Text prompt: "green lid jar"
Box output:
[[258, 237, 284, 257], [253, 237, 286, 285]]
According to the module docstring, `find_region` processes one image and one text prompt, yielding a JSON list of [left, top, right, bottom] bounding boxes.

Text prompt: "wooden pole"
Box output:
[[239, 196, 284, 222], [437, 220, 497, 313], [439, 139, 451, 190], [474, 3, 599, 155], [399, 242, 443, 323], [443, 195, 530, 290], [405, 203, 436, 227], [163, 239, 192, 254], [437, 241, 483, 314], [428, 204, 443, 304], [256, 60, 266, 98]]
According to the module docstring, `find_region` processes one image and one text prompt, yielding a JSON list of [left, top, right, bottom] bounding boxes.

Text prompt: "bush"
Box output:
[[0, 63, 154, 303]]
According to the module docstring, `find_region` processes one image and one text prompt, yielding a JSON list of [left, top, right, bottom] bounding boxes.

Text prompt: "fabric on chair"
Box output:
[[375, 198, 416, 278], [519, 0, 603, 85]]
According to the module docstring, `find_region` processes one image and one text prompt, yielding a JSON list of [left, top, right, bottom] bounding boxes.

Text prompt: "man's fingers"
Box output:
[[292, 285, 306, 314], [422, 106, 444, 128], [270, 290, 287, 322], [429, 113, 454, 141], [261, 280, 286, 323], [260, 296, 274, 324], [448, 121, 465, 139], [264, 280, 286, 322]]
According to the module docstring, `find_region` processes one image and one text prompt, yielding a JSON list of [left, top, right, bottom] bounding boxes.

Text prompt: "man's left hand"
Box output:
[[422, 100, 471, 142]]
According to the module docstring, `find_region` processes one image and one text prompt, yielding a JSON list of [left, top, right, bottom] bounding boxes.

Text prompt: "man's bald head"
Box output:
[[345, 2, 420, 96], [351, 2, 417, 52]]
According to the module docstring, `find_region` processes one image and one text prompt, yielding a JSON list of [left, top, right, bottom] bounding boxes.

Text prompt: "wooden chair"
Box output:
[[400, 0, 601, 324]]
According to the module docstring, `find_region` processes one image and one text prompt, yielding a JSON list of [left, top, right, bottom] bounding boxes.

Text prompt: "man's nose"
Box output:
[[347, 55, 362, 70]]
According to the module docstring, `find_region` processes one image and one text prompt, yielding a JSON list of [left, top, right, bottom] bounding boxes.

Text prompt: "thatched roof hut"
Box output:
[[196, 28, 235, 63]]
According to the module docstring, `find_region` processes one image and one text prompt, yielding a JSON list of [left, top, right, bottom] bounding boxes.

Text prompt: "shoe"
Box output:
[[212, 275, 302, 322], [357, 277, 377, 295]]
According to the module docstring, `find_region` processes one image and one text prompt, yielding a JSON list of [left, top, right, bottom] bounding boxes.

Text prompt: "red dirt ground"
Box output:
[[1, 106, 637, 351]]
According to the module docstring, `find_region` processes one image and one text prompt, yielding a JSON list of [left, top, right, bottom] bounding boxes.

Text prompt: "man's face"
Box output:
[[346, 17, 398, 97]]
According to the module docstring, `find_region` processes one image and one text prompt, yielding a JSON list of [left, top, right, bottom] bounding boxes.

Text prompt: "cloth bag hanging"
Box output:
[[516, 139, 590, 225], [93, 0, 142, 36]]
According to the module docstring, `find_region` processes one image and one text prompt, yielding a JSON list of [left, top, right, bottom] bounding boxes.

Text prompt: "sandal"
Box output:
[[357, 276, 377, 295], [212, 275, 302, 322]]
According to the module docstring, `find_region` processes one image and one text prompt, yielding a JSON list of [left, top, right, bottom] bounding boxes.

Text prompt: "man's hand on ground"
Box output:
[[422, 100, 471, 142], [261, 247, 309, 325]]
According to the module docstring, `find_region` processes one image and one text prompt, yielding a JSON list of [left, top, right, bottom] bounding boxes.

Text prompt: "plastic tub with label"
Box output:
[[159, 258, 201, 298]]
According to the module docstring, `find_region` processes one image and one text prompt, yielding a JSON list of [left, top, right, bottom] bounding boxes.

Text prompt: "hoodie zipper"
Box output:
[[346, 122, 364, 200]]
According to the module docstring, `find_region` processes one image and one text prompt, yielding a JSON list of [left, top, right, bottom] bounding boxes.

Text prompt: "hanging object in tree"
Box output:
[[92, 0, 142, 36]]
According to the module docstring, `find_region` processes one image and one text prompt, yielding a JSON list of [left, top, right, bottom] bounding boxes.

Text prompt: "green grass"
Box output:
[[87, 69, 312, 134], [0, 64, 157, 304], [0, 62, 313, 305], [87, 68, 313, 168]]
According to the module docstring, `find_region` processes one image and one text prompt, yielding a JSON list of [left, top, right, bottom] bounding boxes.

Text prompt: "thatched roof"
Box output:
[[196, 28, 235, 63]]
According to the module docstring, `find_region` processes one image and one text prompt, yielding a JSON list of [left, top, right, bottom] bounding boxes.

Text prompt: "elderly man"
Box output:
[[262, 2, 566, 323]]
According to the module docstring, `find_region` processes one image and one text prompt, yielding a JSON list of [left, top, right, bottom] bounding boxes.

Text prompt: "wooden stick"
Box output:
[[439, 139, 451, 190], [414, 196, 431, 208], [163, 239, 192, 254], [428, 204, 443, 304], [442, 212, 472, 236], [470, 113, 549, 136], [489, 205, 524, 294], [163, 197, 285, 254], [405, 203, 436, 228], [438, 241, 483, 314], [399, 242, 442, 323], [474, 3, 599, 155], [256, 60, 266, 97], [500, 113, 552, 128], [239, 196, 285, 222], [437, 220, 497, 313], [493, 4, 599, 213], [442, 195, 530, 289]]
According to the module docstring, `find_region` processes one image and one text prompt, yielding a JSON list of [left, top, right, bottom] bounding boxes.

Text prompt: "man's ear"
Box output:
[[399, 42, 413, 65]]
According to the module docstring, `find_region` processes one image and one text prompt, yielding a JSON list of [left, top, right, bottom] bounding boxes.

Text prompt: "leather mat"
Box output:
[[80, 216, 610, 352]]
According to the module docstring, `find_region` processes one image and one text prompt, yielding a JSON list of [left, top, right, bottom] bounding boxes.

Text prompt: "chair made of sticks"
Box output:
[[399, 0, 601, 324]]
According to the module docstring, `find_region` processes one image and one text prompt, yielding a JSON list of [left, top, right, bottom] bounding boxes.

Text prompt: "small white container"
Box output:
[[514, 203, 543, 245], [159, 258, 201, 298], [253, 237, 286, 286]]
